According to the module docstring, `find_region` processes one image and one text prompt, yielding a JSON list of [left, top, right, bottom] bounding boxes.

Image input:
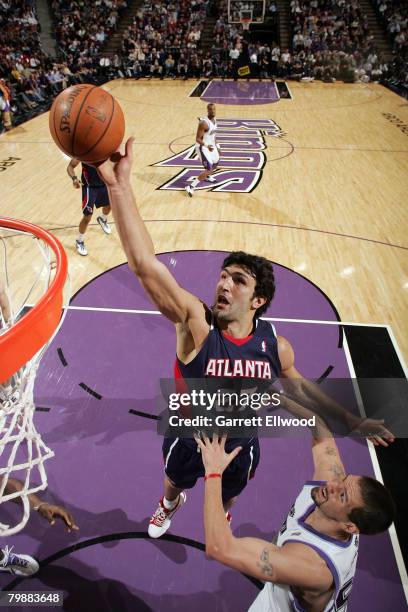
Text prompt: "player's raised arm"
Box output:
[[195, 435, 333, 590], [97, 139, 204, 324], [277, 335, 394, 447]]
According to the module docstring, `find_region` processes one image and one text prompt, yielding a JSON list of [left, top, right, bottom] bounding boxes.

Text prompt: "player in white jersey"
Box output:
[[196, 406, 396, 612], [185, 103, 220, 197]]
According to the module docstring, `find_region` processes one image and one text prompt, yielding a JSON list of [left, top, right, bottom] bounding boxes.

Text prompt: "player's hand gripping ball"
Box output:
[[49, 84, 125, 163]]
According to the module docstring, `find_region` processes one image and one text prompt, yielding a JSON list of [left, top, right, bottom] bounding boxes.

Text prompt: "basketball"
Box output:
[[49, 84, 125, 163]]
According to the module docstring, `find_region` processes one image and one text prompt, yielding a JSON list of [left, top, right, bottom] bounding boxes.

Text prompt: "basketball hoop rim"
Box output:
[[0, 216, 68, 384], [240, 18, 252, 30]]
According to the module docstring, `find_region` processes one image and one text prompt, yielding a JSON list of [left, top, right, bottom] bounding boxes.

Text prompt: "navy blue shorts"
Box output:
[[162, 437, 260, 503], [82, 185, 109, 216]]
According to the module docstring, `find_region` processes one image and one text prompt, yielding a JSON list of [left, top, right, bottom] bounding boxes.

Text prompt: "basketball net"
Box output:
[[0, 218, 68, 535]]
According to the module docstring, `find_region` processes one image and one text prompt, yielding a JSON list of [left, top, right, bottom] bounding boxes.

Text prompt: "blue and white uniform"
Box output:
[[163, 317, 281, 502], [195, 116, 220, 171], [249, 481, 359, 612]]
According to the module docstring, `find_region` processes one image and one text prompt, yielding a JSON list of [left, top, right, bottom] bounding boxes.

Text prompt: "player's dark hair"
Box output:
[[222, 251, 275, 318], [349, 476, 396, 535]]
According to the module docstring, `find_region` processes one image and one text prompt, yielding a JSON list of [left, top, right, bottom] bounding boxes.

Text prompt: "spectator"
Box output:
[[0, 79, 12, 130], [164, 53, 176, 77]]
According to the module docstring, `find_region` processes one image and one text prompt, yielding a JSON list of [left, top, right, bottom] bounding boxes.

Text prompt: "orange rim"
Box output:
[[0, 217, 68, 384]]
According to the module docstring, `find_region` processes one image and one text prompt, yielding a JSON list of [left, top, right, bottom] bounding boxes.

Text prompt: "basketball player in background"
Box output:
[[185, 103, 220, 197], [67, 159, 112, 256], [97, 139, 393, 540], [197, 417, 395, 612]]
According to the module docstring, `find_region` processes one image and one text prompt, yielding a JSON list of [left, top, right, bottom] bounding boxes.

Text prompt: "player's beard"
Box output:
[[212, 304, 232, 322]]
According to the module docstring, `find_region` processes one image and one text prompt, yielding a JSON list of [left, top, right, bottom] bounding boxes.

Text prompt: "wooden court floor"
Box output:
[[1, 79, 407, 360]]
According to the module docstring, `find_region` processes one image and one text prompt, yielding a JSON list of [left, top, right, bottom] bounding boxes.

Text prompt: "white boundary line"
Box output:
[[285, 81, 294, 100], [342, 334, 408, 602], [199, 80, 213, 98], [273, 80, 280, 101], [64, 305, 392, 328], [262, 317, 387, 327], [65, 305, 162, 315], [386, 324, 408, 377], [187, 80, 205, 97]]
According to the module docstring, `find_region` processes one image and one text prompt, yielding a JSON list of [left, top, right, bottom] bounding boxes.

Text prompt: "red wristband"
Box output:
[[204, 473, 222, 481]]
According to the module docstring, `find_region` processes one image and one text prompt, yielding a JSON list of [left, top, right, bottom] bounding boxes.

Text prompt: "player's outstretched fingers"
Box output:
[[194, 433, 208, 450], [125, 136, 135, 160], [109, 136, 134, 163], [374, 435, 389, 448], [212, 431, 221, 445]]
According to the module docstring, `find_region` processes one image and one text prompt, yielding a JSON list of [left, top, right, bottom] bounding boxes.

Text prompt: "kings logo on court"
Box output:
[[153, 119, 284, 193]]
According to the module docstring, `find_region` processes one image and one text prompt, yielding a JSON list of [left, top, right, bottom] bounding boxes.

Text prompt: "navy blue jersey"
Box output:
[[81, 163, 105, 188], [176, 317, 281, 379], [175, 317, 281, 450]]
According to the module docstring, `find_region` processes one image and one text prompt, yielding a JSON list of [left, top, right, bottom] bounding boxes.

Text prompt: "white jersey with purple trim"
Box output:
[[200, 116, 217, 148], [248, 482, 359, 612]]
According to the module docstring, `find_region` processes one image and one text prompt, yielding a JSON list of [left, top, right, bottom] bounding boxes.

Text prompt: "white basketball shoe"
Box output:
[[97, 216, 111, 235], [0, 545, 39, 577], [148, 492, 187, 538]]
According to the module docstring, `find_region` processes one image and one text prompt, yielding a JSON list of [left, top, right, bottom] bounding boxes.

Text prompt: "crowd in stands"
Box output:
[[208, 0, 390, 83], [374, 0, 407, 94], [0, 0, 45, 128], [285, 0, 391, 83], [117, 0, 210, 79], [206, 0, 405, 87], [0, 0, 110, 131], [52, 0, 128, 61], [0, 0, 407, 131], [206, 0, 389, 82]]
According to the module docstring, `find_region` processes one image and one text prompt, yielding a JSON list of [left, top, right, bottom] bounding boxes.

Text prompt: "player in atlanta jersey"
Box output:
[[185, 103, 220, 197], [197, 418, 395, 612], [97, 140, 394, 541], [67, 159, 112, 256]]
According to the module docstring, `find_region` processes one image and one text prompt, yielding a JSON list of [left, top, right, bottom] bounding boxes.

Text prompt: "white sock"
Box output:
[[163, 495, 179, 510], [191, 178, 200, 188], [77, 233, 85, 243], [100, 214, 108, 222]]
